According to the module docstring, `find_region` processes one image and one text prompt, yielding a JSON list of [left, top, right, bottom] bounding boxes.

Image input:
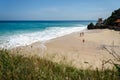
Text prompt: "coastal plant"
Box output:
[[0, 49, 119, 80], [102, 43, 120, 77]]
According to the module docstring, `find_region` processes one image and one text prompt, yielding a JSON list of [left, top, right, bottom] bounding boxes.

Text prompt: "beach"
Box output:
[[10, 29, 120, 69]]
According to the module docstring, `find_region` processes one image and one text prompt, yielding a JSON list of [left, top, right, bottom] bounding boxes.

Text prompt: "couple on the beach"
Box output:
[[80, 32, 85, 43]]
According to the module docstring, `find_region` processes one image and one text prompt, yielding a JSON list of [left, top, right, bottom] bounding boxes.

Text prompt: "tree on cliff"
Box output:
[[104, 8, 120, 26]]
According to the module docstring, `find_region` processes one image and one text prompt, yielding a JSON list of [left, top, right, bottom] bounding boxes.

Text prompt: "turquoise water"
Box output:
[[0, 21, 95, 49]]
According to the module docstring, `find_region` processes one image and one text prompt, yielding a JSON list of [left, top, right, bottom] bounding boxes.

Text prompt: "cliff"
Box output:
[[87, 8, 120, 31]]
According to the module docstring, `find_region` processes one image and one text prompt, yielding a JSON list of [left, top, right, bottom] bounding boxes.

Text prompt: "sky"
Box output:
[[0, 0, 120, 20]]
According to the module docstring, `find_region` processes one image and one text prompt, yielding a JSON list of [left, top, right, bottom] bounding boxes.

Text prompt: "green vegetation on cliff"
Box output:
[[0, 50, 119, 80], [104, 8, 120, 25]]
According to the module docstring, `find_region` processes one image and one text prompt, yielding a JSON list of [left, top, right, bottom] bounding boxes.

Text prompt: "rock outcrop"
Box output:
[[87, 18, 107, 30], [87, 23, 95, 29], [87, 8, 120, 31]]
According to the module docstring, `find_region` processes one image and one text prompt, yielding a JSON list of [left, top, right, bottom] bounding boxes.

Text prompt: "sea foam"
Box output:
[[0, 25, 86, 49]]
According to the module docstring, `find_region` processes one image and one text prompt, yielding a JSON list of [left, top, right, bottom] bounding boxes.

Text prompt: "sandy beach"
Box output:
[[11, 29, 120, 69]]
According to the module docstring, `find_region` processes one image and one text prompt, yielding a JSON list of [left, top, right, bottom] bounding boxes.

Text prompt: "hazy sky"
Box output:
[[0, 0, 120, 20]]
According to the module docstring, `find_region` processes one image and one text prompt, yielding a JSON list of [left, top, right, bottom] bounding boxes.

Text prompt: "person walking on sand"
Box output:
[[82, 32, 84, 36], [80, 32, 84, 37], [82, 39, 85, 43], [80, 32, 81, 37]]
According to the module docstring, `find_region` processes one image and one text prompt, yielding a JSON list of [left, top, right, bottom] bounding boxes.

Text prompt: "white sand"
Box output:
[[11, 29, 120, 69]]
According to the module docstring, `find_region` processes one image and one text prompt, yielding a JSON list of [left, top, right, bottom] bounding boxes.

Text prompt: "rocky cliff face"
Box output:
[[87, 18, 107, 30], [104, 8, 120, 26], [87, 8, 120, 31]]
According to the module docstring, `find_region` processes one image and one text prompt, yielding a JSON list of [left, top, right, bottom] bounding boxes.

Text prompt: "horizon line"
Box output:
[[0, 20, 97, 21]]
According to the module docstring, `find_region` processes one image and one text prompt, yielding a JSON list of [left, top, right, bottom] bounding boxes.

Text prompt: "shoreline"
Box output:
[[10, 29, 120, 69], [0, 26, 87, 49]]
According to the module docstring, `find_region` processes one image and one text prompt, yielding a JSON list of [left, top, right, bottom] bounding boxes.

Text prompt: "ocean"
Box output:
[[0, 20, 95, 49]]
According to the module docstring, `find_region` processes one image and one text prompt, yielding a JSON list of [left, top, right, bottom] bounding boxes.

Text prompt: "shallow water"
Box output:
[[0, 20, 96, 49]]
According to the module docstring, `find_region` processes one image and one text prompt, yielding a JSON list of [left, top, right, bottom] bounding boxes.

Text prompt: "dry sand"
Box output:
[[11, 29, 120, 69]]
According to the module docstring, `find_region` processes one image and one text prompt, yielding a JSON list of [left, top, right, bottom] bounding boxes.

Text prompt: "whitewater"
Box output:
[[0, 21, 92, 49]]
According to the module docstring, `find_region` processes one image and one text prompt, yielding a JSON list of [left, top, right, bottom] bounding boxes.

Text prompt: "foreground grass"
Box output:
[[0, 50, 119, 80]]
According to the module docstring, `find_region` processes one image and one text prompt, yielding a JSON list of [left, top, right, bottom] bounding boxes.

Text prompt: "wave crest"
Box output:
[[0, 25, 87, 49]]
